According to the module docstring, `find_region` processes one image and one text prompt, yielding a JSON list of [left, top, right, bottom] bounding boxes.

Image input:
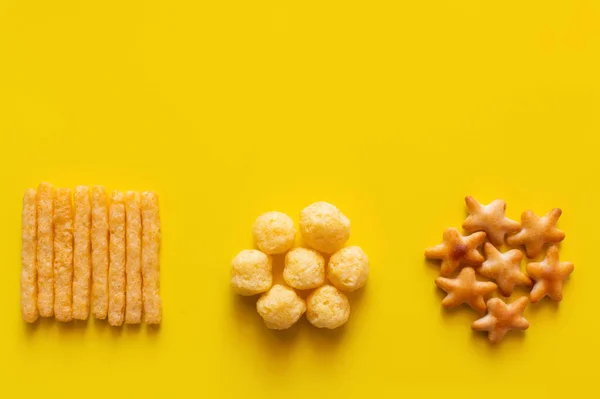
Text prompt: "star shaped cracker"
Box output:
[[425, 228, 486, 276], [435, 267, 497, 313], [506, 208, 565, 258], [462, 196, 521, 247], [479, 243, 531, 297], [472, 296, 529, 343], [526, 245, 574, 302]]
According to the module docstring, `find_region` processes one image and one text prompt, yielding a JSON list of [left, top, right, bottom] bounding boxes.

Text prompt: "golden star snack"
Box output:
[[21, 189, 38, 323], [125, 191, 143, 324], [283, 248, 325, 290], [231, 249, 273, 295], [72, 186, 91, 320], [435, 267, 497, 313], [527, 245, 574, 302], [472, 297, 529, 343], [306, 285, 350, 329], [327, 246, 369, 292], [252, 211, 296, 254], [53, 188, 74, 322], [479, 243, 531, 296], [108, 191, 126, 326], [141, 191, 162, 324], [425, 228, 486, 276], [91, 186, 109, 319], [462, 196, 521, 247], [256, 285, 306, 330], [36, 182, 54, 317], [299, 202, 351, 254], [506, 208, 565, 258]]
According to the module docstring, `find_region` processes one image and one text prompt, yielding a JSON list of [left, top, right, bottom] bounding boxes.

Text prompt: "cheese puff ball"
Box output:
[[252, 211, 296, 254], [306, 285, 350, 329], [299, 202, 351, 254], [256, 285, 306, 330], [231, 250, 273, 296], [327, 246, 369, 292], [283, 248, 325, 290]]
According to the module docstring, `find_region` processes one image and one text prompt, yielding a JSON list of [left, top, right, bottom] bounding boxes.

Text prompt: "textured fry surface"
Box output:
[[108, 191, 126, 326], [91, 186, 109, 319], [125, 191, 143, 324], [21, 189, 38, 323], [141, 191, 162, 324], [36, 182, 54, 317], [73, 186, 91, 320], [53, 188, 74, 322]]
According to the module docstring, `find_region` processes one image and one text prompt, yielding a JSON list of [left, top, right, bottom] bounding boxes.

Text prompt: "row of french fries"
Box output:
[[21, 183, 162, 326]]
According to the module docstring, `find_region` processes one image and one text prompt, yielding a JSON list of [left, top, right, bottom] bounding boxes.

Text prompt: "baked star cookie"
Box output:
[[462, 197, 521, 247], [526, 245, 574, 302], [479, 243, 531, 296], [425, 228, 486, 276], [435, 267, 497, 313], [472, 296, 529, 343], [506, 209, 565, 258]]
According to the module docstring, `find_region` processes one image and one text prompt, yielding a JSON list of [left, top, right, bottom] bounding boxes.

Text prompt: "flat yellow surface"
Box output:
[[1, 1, 599, 398]]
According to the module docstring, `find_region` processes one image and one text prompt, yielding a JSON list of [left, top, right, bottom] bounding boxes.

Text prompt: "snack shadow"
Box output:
[[231, 281, 366, 367]]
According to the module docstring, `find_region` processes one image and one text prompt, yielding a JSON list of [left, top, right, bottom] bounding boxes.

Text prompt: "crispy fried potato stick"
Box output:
[[91, 186, 109, 319], [108, 191, 126, 326], [37, 182, 54, 317], [21, 189, 38, 323], [125, 191, 143, 324], [53, 188, 74, 322], [73, 186, 91, 320], [141, 191, 162, 324]]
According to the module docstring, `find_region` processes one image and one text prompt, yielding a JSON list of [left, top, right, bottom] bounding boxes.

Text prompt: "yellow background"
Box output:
[[1, 1, 599, 398]]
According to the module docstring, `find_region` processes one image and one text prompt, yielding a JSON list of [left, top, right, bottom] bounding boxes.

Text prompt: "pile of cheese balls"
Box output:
[[231, 202, 369, 330]]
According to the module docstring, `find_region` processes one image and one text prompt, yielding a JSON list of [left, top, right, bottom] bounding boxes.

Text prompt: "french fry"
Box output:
[[21, 189, 38, 323], [125, 191, 143, 324], [108, 191, 126, 326], [73, 186, 91, 320], [36, 182, 54, 317], [141, 191, 162, 324], [91, 186, 109, 319], [53, 188, 73, 322]]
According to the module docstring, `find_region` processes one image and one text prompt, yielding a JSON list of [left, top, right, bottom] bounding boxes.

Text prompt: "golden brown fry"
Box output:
[[141, 191, 162, 324], [125, 191, 143, 324], [91, 186, 109, 319], [21, 189, 38, 323], [108, 191, 126, 326], [73, 186, 91, 320], [53, 188, 74, 322], [36, 182, 54, 317]]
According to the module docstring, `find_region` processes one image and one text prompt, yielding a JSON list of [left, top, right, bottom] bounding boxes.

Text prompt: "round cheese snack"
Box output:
[[252, 211, 296, 254], [328, 246, 369, 292], [283, 248, 325, 290], [256, 285, 306, 330], [231, 250, 273, 296], [306, 285, 350, 329], [299, 202, 350, 253]]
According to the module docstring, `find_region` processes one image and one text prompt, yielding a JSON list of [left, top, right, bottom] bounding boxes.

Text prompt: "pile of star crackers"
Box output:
[[20, 182, 162, 326], [425, 196, 574, 343]]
